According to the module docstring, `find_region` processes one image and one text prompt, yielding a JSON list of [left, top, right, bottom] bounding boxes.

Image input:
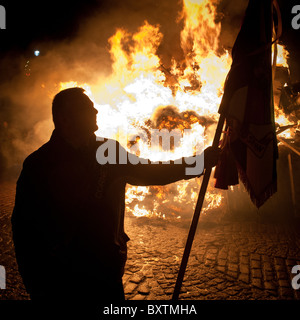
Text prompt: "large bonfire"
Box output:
[[57, 0, 291, 220]]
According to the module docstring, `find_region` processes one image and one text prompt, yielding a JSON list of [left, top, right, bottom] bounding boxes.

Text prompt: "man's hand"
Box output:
[[204, 146, 221, 168]]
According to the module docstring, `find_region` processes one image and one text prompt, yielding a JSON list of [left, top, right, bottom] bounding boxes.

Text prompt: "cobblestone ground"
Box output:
[[124, 218, 300, 300], [1, 181, 300, 301]]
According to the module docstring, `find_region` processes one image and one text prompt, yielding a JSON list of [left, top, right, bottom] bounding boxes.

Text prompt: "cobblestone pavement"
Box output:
[[1, 181, 300, 301]]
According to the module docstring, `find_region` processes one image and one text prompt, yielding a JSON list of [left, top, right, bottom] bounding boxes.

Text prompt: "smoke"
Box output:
[[0, 0, 248, 181], [217, 0, 249, 51], [151, 105, 215, 130]]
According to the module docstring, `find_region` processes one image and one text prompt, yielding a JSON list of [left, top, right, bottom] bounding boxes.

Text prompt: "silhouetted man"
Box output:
[[11, 87, 219, 305]]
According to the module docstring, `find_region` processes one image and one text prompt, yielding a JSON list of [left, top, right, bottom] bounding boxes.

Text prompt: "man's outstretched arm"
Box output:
[[117, 142, 220, 186]]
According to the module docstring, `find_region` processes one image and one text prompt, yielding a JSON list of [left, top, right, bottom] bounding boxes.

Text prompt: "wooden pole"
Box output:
[[287, 153, 297, 217], [172, 113, 226, 300], [277, 137, 300, 157]]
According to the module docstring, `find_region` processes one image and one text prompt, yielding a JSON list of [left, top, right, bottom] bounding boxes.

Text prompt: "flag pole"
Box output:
[[277, 137, 300, 157], [172, 112, 226, 300], [287, 153, 297, 218]]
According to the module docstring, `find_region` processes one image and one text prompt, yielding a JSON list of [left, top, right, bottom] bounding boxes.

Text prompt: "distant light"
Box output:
[[34, 50, 40, 57]]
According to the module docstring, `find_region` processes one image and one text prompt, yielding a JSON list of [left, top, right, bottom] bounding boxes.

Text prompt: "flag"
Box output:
[[214, 0, 278, 208]]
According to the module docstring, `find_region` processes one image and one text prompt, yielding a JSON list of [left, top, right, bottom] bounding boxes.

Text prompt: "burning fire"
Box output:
[[273, 44, 297, 140], [58, 0, 292, 220], [274, 43, 289, 68]]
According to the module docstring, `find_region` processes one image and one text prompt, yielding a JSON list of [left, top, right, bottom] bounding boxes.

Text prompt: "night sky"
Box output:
[[0, 0, 299, 82], [0, 0, 103, 51], [0, 0, 299, 99], [1, 0, 299, 52]]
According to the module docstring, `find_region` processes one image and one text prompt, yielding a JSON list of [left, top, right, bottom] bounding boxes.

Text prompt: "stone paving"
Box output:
[[124, 217, 300, 300], [0, 181, 300, 301]]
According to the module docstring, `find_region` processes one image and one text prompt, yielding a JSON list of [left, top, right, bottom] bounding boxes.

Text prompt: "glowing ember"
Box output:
[[202, 192, 223, 214]]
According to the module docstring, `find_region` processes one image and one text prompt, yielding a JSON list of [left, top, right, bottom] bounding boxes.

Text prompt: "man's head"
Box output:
[[52, 87, 98, 147]]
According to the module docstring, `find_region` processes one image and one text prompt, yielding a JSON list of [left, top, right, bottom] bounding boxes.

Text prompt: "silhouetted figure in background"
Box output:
[[11, 87, 219, 306]]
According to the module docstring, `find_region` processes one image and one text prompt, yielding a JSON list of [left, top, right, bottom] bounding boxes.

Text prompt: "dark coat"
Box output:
[[11, 130, 200, 299]]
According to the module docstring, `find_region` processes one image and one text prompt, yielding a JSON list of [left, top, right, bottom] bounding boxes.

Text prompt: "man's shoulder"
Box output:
[[23, 140, 53, 169]]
